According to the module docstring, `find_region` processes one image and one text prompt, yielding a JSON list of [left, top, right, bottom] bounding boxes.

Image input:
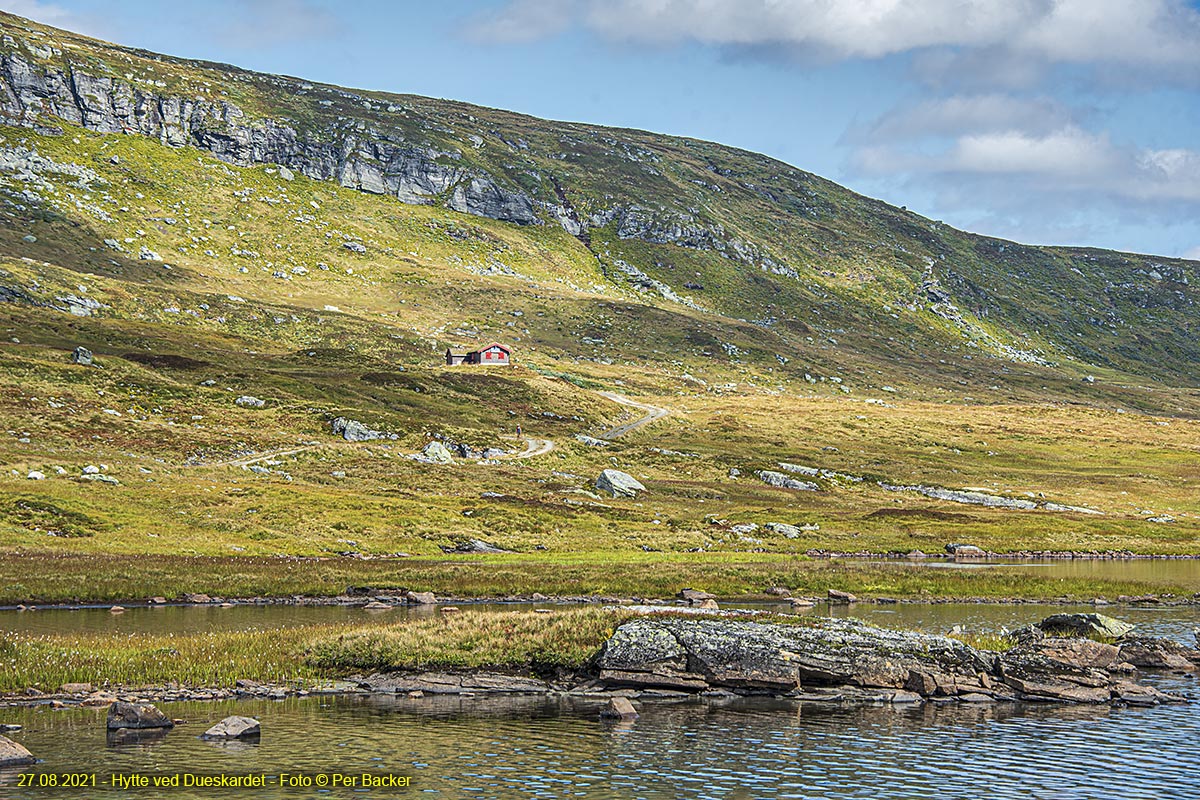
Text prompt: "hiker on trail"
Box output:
[[517, 424, 523, 437]]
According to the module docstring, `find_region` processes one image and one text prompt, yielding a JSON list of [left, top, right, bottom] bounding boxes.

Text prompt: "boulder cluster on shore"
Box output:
[[353, 612, 1195, 707], [1, 612, 1196, 766]]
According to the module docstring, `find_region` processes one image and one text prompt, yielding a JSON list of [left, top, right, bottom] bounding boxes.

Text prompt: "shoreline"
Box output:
[[5, 590, 1199, 613], [3, 550, 1199, 608], [5, 610, 1196, 710]]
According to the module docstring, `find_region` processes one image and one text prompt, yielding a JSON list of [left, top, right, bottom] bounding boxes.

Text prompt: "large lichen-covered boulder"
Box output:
[[593, 615, 1187, 705], [1037, 613, 1134, 640], [595, 469, 646, 498], [421, 441, 455, 464], [595, 616, 992, 694], [332, 417, 385, 442], [106, 701, 174, 730], [0, 735, 35, 766]]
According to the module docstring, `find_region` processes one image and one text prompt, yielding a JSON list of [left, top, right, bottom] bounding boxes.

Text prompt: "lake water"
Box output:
[[2, 603, 1199, 798]]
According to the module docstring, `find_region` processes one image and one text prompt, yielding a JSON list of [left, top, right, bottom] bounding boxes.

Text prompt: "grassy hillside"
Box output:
[[0, 12, 1198, 598]]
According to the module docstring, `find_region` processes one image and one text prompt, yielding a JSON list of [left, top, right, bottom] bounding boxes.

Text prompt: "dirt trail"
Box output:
[[595, 391, 671, 439], [192, 390, 666, 469]]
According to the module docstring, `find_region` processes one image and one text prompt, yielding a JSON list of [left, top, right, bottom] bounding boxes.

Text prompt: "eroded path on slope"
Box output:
[[188, 390, 668, 470], [595, 392, 671, 439]]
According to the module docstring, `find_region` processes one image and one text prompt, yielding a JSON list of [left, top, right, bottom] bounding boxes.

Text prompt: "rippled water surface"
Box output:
[[2, 605, 1198, 799]]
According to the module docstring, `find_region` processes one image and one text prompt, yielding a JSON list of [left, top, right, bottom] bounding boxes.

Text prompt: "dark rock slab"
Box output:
[[1037, 613, 1134, 639], [106, 701, 174, 730], [360, 672, 550, 695]]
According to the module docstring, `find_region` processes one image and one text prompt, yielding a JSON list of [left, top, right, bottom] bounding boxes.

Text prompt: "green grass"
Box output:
[[0, 626, 327, 693], [304, 606, 638, 673], [0, 553, 1194, 605], [0, 22, 1199, 610]]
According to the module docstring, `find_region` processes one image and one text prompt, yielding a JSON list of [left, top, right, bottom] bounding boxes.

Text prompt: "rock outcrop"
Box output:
[[0, 50, 540, 226], [756, 470, 819, 491], [106, 701, 174, 730], [420, 441, 454, 464], [595, 469, 645, 498], [331, 417, 395, 442], [592, 616, 1186, 705]]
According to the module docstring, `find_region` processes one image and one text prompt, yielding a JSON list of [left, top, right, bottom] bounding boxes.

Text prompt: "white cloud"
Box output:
[[466, 0, 576, 43], [947, 128, 1122, 178], [849, 94, 1081, 143], [475, 0, 1200, 74], [855, 125, 1200, 203]]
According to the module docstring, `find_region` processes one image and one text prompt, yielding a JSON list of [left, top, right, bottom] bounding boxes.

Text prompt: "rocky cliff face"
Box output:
[[0, 49, 540, 225]]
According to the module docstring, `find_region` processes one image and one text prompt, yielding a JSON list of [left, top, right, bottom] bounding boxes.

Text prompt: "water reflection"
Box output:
[[1, 683, 1197, 799]]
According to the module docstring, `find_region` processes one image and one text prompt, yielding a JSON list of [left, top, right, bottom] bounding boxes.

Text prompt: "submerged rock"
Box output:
[[600, 697, 639, 719], [106, 701, 174, 730], [201, 716, 261, 740], [358, 672, 550, 695], [0, 735, 35, 767]]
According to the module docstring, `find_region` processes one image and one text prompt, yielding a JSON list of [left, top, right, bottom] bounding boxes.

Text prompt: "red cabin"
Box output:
[[446, 343, 511, 366]]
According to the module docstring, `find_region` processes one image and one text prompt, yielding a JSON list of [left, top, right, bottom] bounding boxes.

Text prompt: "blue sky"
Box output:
[[9, 0, 1200, 258]]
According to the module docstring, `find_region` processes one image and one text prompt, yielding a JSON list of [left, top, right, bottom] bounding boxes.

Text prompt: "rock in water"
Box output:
[[106, 701, 174, 730], [422, 441, 454, 463], [71, 346, 93, 366], [403, 591, 437, 605], [600, 697, 639, 719], [595, 469, 645, 498], [1037, 614, 1134, 640], [201, 716, 261, 739], [0, 735, 35, 767], [946, 543, 986, 556], [827, 589, 858, 604]]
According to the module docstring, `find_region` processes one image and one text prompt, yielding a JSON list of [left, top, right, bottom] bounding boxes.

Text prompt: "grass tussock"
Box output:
[[0, 627, 327, 693], [304, 607, 639, 673]]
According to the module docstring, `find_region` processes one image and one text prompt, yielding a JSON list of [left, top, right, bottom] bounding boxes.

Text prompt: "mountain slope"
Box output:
[[1, 13, 1198, 564], [1, 10, 1197, 389]]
